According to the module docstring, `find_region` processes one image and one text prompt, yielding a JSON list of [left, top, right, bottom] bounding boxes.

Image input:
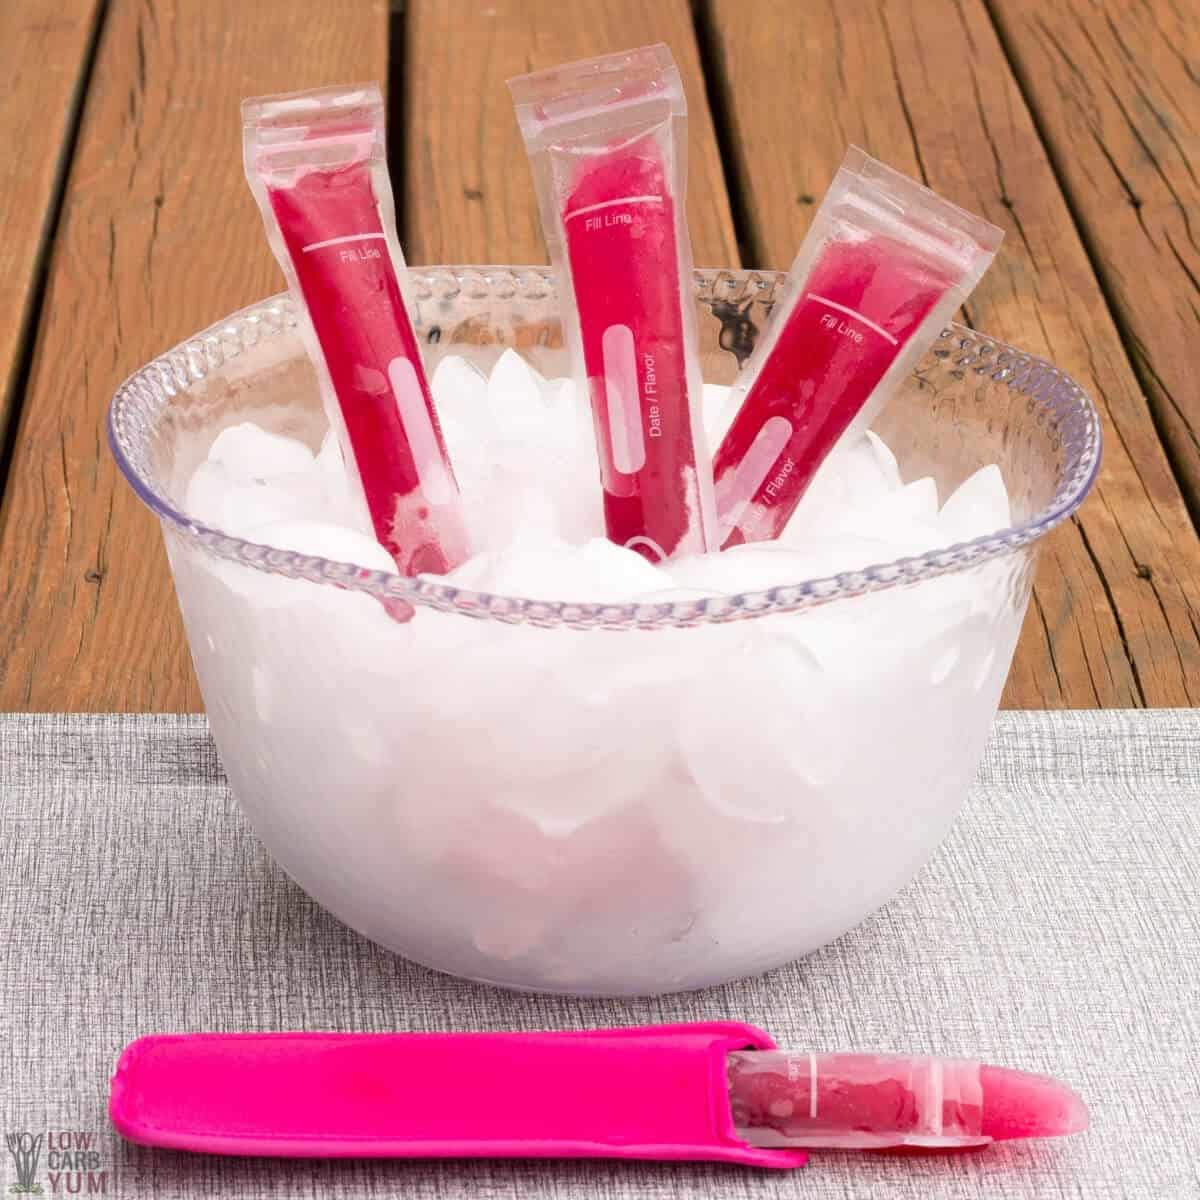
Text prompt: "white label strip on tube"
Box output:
[[928, 1059, 944, 1137], [806, 293, 899, 345], [301, 232, 388, 253], [716, 415, 793, 535], [564, 195, 664, 222], [602, 323, 646, 475], [387, 356, 453, 505]]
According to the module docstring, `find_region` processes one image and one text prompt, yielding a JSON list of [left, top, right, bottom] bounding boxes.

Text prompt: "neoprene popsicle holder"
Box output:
[[109, 1022, 807, 1169]]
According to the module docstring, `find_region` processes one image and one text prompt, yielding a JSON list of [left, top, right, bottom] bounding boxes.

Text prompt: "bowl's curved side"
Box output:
[[122, 266, 1064, 994], [108, 267, 1101, 630]]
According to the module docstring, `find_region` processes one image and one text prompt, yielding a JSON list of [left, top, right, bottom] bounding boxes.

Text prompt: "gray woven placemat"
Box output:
[[1, 711, 1197, 1198]]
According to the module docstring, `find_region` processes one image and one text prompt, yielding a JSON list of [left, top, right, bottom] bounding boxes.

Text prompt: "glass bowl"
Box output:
[[109, 266, 1101, 995]]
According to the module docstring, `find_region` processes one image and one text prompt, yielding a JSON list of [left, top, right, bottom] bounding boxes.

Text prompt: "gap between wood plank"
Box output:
[[388, 0, 409, 242], [981, 0, 1200, 541], [0, 0, 109, 516], [690, 0, 761, 267]]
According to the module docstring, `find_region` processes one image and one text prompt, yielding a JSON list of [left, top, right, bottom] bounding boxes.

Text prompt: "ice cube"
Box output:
[[453, 529, 569, 599], [940, 464, 1012, 543], [668, 537, 928, 595], [667, 549, 787, 595], [675, 626, 829, 822], [431, 355, 491, 475], [443, 353, 601, 551], [251, 519, 396, 573], [842, 432, 904, 501], [775, 535, 910, 580], [529, 803, 701, 983], [317, 464, 374, 536], [536, 372, 572, 402], [542, 372, 600, 470], [185, 460, 234, 528], [465, 468, 556, 550], [462, 532, 668, 603], [485, 349, 546, 445], [315, 428, 344, 475], [208, 422, 315, 481], [226, 477, 318, 533], [494, 356, 580, 468], [432, 354, 489, 420], [573, 537, 672, 598], [824, 476, 946, 557], [703, 382, 737, 444], [400, 628, 665, 843], [775, 432, 902, 548], [546, 480, 606, 546], [440, 549, 498, 592], [899, 476, 939, 521], [777, 451, 852, 546], [864, 430, 902, 488], [185, 461, 323, 538]]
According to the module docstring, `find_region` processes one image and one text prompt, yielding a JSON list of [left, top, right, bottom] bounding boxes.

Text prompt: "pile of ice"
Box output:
[[186, 349, 1011, 602], [178, 350, 1021, 994]]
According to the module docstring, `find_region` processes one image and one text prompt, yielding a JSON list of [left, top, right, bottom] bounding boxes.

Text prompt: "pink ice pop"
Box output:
[[562, 134, 708, 562], [266, 164, 468, 576], [727, 1050, 1089, 1150], [713, 232, 953, 549]]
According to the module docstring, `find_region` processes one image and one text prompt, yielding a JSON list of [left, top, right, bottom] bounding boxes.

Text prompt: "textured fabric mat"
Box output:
[[1, 710, 1197, 1198]]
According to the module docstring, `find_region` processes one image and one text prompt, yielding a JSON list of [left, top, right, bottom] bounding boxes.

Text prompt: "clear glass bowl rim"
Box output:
[[107, 265, 1103, 631]]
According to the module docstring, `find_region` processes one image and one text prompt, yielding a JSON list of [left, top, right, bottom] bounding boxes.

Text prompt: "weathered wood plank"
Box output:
[[403, 0, 738, 265], [0, 0, 102, 471], [0, 0, 390, 711], [704, 0, 1200, 708], [990, 0, 1200, 520]]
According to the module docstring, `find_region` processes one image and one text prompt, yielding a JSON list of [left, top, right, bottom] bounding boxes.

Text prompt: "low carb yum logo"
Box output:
[[6, 1131, 109, 1195], [6, 1132, 43, 1194]]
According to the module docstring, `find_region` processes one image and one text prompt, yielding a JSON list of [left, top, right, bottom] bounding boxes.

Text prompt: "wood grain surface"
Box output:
[[403, 0, 738, 265], [704, 0, 1200, 708], [990, 1, 1200, 519], [0, 0, 102, 462], [2, 0, 1199, 712], [0, 0, 389, 711]]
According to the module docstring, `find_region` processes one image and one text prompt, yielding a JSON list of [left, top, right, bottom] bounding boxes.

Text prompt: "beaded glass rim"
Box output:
[[108, 266, 1102, 630]]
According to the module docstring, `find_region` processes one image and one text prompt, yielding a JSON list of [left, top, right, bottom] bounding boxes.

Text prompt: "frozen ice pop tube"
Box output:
[[713, 147, 1003, 548], [727, 1050, 1087, 1150], [242, 85, 469, 576], [510, 46, 715, 562]]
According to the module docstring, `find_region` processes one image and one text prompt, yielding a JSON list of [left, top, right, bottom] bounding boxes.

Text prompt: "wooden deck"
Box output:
[[1, 0, 1197, 712]]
